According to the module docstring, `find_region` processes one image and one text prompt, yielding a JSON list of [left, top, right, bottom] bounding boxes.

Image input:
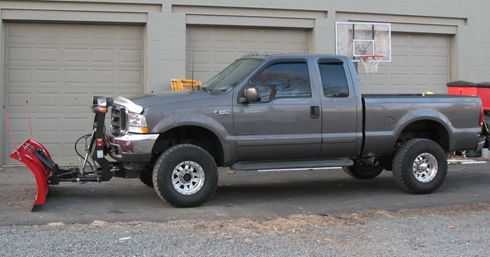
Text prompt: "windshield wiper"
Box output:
[[200, 87, 213, 93]]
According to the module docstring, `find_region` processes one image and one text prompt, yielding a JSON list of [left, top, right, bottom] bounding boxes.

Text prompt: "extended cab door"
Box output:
[[316, 58, 362, 158], [233, 58, 322, 161]]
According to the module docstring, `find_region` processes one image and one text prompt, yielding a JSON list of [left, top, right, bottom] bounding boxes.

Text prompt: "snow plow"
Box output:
[[7, 97, 116, 209]]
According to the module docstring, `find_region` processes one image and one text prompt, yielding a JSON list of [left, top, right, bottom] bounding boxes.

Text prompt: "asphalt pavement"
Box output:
[[1, 163, 490, 225]]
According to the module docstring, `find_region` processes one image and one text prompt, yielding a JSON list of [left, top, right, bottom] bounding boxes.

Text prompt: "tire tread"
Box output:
[[392, 138, 447, 194], [152, 144, 217, 207]]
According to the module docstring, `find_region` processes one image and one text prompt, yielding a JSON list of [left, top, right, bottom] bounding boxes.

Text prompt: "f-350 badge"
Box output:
[[213, 109, 231, 116]]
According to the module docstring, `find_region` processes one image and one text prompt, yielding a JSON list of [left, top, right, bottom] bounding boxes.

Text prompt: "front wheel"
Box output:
[[152, 144, 218, 207], [392, 138, 447, 194]]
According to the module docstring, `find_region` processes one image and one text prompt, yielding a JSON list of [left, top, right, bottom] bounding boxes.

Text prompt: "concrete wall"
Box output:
[[0, 0, 489, 94]]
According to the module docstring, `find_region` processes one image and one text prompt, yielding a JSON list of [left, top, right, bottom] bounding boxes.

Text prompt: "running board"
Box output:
[[231, 159, 353, 172]]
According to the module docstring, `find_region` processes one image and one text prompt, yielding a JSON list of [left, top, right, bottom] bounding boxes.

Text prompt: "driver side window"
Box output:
[[251, 62, 311, 102]]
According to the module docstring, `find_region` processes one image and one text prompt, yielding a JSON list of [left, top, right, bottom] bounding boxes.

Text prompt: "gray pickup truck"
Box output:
[[107, 54, 485, 207]]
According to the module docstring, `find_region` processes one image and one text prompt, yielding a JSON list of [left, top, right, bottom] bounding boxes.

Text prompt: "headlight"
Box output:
[[127, 112, 148, 133]]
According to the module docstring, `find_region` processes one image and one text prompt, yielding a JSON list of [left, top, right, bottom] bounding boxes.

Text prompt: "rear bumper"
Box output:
[[107, 133, 158, 162]]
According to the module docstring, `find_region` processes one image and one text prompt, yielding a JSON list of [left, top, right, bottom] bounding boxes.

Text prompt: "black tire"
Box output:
[[378, 156, 393, 171], [152, 144, 218, 207], [392, 138, 447, 194], [343, 163, 384, 180], [139, 168, 153, 187]]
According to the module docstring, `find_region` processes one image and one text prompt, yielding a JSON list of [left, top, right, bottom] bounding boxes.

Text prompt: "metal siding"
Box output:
[[358, 33, 451, 94], [4, 23, 144, 164], [186, 26, 310, 82]]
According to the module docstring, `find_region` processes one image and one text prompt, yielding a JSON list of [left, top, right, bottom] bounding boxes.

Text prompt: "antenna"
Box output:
[[25, 100, 33, 137]]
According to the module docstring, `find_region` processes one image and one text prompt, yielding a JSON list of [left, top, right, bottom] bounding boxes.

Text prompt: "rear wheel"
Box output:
[[392, 138, 447, 194], [343, 162, 384, 180], [152, 144, 218, 207]]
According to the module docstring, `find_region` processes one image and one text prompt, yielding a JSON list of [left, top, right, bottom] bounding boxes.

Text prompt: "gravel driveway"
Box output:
[[1, 204, 489, 257]]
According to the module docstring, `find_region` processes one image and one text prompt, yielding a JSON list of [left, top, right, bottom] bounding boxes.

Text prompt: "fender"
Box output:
[[151, 113, 236, 163], [392, 109, 454, 148]]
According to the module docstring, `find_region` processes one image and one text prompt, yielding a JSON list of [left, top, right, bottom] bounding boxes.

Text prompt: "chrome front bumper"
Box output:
[[107, 133, 159, 162]]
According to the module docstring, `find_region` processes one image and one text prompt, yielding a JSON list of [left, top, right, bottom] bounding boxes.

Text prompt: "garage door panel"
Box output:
[[359, 33, 450, 94], [391, 73, 410, 83], [63, 69, 88, 83], [412, 74, 429, 84], [430, 47, 450, 55], [63, 48, 90, 63], [7, 68, 32, 83], [431, 56, 450, 67], [34, 69, 61, 82], [64, 118, 89, 132], [120, 49, 143, 64], [92, 48, 117, 63], [187, 26, 310, 82], [90, 69, 117, 83], [120, 70, 143, 83], [430, 73, 450, 85], [411, 55, 431, 65], [5, 23, 144, 164], [411, 36, 430, 46], [7, 47, 32, 62]]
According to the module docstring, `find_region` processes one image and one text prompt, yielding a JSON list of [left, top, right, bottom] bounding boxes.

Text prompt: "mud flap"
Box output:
[[10, 139, 53, 208]]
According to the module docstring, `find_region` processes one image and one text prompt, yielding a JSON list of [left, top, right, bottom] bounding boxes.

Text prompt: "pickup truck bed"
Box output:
[[363, 94, 481, 156]]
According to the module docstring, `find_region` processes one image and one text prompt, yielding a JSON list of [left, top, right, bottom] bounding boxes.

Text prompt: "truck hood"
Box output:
[[130, 91, 219, 110]]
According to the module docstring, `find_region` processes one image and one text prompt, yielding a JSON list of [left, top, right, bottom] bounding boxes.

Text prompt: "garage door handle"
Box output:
[[310, 106, 320, 119]]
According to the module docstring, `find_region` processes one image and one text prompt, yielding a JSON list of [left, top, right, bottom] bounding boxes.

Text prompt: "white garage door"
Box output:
[[187, 26, 310, 82], [4, 23, 144, 164], [358, 33, 451, 94]]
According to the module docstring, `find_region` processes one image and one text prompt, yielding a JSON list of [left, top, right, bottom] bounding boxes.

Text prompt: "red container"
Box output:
[[447, 81, 490, 111]]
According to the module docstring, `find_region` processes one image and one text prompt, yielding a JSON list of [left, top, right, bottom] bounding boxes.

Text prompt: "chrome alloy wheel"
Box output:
[[171, 161, 205, 195], [412, 153, 438, 183]]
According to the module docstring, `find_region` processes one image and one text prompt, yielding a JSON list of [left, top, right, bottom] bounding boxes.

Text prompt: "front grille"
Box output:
[[111, 105, 127, 135]]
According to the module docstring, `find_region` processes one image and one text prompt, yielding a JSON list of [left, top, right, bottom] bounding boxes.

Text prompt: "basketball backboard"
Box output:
[[335, 22, 391, 63]]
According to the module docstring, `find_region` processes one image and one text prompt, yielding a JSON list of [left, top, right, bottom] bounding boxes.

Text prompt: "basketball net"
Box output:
[[359, 54, 384, 73]]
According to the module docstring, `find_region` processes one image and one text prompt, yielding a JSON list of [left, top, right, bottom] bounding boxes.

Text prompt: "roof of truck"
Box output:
[[240, 53, 350, 61]]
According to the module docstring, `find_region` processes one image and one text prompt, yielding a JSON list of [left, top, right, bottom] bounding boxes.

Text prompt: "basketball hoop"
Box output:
[[359, 54, 384, 73]]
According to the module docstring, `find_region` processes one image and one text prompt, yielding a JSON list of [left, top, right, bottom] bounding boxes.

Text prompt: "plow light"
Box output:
[[92, 96, 113, 113]]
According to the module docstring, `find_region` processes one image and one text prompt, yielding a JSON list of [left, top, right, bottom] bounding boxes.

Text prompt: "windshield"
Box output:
[[201, 58, 264, 93]]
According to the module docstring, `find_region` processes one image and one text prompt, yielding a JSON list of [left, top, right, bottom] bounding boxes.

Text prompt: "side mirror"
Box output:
[[241, 87, 261, 103]]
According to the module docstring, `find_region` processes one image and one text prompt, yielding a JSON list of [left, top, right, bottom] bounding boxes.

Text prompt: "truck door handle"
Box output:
[[310, 106, 320, 119]]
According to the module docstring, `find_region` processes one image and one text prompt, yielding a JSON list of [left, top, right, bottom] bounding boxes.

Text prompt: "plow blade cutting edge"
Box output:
[[10, 139, 53, 207]]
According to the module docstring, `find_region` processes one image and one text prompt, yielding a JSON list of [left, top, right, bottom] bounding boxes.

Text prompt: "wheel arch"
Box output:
[[152, 125, 225, 166], [394, 112, 452, 151]]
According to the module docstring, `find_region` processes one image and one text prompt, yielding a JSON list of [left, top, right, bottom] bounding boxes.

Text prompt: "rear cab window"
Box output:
[[318, 61, 349, 97]]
